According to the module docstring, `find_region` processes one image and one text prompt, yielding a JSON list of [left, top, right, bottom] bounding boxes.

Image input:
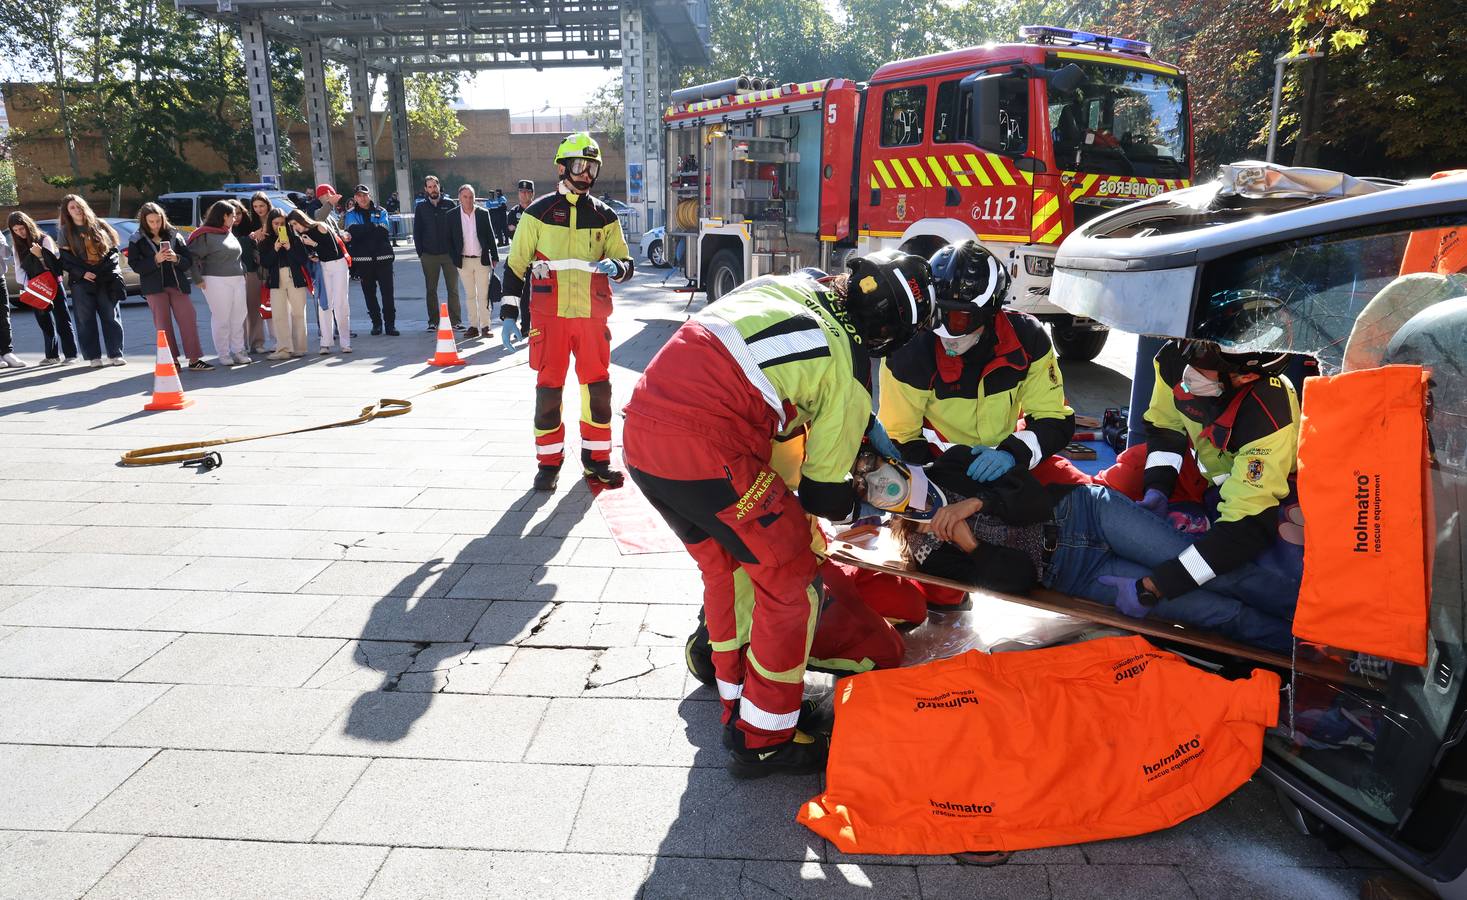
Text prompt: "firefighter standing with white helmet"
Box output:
[[500, 133, 635, 491], [622, 251, 936, 778]]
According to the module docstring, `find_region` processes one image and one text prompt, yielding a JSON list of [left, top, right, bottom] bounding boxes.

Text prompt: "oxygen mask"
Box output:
[[852, 447, 948, 521]]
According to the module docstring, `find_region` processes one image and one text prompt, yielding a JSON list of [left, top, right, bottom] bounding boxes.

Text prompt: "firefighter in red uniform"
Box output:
[[623, 252, 937, 778], [500, 133, 634, 491]]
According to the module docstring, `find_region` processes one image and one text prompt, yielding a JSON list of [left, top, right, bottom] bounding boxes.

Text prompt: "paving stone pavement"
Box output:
[[0, 255, 1386, 898]]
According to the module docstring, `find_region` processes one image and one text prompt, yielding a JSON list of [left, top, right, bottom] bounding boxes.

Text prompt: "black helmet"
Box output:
[[928, 239, 1010, 337], [844, 250, 936, 357], [1181, 339, 1289, 376]]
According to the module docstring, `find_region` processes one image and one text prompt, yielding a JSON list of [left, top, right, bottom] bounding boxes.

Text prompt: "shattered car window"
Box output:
[[1194, 214, 1467, 375]]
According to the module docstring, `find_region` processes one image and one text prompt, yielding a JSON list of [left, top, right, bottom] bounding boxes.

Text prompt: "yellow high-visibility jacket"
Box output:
[[1143, 340, 1300, 598], [501, 188, 633, 329], [879, 310, 1075, 469]]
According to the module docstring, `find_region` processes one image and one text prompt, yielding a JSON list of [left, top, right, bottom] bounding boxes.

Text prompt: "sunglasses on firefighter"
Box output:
[[565, 159, 601, 178]]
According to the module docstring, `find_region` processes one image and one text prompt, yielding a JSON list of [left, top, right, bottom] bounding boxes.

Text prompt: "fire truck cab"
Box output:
[[662, 26, 1193, 361]]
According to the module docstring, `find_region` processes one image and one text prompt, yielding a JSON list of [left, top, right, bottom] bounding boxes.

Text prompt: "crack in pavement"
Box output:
[[525, 601, 561, 642]]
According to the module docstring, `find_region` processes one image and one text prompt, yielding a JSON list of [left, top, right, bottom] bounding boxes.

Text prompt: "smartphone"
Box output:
[[276, 225, 288, 244]]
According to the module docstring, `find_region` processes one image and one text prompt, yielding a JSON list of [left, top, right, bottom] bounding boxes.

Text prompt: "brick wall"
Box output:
[[2, 84, 625, 216]]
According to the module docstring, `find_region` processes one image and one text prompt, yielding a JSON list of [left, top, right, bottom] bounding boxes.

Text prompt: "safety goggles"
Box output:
[[940, 308, 979, 335], [565, 158, 601, 178]]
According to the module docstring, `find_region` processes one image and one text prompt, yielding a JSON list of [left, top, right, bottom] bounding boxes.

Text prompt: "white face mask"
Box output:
[[939, 331, 983, 357], [1182, 364, 1224, 397]]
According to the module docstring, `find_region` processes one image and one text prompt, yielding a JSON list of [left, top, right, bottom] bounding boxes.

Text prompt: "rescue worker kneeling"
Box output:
[[1096, 339, 1304, 606], [879, 239, 1086, 487], [622, 251, 936, 778], [888, 447, 1296, 652]]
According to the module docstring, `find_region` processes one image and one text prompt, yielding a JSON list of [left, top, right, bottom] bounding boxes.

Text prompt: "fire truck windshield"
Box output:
[[1049, 62, 1189, 179]]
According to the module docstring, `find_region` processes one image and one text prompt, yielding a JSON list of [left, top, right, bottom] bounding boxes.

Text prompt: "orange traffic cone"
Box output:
[[427, 301, 466, 366], [144, 330, 193, 411]]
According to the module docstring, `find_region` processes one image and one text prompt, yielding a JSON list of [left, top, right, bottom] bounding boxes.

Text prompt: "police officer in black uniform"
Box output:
[[505, 179, 534, 246]]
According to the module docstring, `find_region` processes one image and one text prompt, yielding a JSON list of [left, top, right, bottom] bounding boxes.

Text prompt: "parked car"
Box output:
[[156, 189, 299, 231], [1055, 164, 1467, 896], [601, 196, 633, 218], [5, 217, 142, 304], [641, 225, 669, 268]]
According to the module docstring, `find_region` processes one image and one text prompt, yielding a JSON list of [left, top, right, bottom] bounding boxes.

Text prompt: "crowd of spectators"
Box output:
[[1, 178, 519, 369]]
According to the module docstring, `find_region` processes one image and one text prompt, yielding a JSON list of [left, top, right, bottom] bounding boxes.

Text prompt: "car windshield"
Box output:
[[1050, 63, 1189, 179]]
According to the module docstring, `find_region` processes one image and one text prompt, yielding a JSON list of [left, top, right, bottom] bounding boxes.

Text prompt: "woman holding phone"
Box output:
[[259, 208, 310, 359], [57, 194, 126, 367], [287, 208, 351, 354], [241, 192, 274, 353], [130, 202, 210, 371]]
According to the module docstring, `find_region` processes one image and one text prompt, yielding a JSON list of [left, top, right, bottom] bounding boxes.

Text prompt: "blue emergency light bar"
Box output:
[[1019, 25, 1152, 56], [222, 181, 277, 191]]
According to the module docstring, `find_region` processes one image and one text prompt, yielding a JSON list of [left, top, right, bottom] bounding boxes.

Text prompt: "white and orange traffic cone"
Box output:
[[144, 330, 193, 411], [427, 301, 466, 366]]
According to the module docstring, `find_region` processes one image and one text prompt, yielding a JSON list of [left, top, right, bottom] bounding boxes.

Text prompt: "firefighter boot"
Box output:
[[533, 465, 561, 492], [726, 724, 830, 779], [583, 460, 625, 489], [719, 695, 833, 752]]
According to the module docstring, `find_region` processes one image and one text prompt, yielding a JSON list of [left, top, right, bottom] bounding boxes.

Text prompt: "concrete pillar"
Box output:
[[620, 4, 668, 233], [349, 51, 375, 192], [301, 39, 336, 189], [387, 71, 413, 212], [239, 14, 280, 184]]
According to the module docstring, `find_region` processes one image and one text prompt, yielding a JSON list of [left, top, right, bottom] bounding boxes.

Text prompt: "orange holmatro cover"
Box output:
[[798, 636, 1279, 855], [1293, 365, 1433, 665]]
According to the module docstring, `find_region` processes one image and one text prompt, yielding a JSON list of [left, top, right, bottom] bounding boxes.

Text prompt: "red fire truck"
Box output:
[[661, 25, 1194, 360]]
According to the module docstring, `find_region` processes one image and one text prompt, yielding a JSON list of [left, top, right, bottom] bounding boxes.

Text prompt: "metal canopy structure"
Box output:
[[179, 0, 710, 227]]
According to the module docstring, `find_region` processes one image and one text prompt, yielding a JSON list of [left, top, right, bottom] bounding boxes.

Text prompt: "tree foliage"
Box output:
[[405, 72, 467, 156], [0, 0, 468, 202], [585, 77, 626, 148], [690, 0, 854, 85]]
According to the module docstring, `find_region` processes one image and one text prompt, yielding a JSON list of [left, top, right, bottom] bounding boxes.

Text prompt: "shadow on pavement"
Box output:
[[339, 486, 587, 743], [640, 696, 851, 898]]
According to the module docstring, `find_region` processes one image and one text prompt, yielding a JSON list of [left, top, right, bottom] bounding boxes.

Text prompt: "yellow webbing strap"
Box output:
[[120, 361, 526, 467]]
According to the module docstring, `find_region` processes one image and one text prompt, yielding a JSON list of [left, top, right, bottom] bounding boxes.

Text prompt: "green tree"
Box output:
[[690, 0, 852, 85], [584, 77, 625, 148], [405, 72, 466, 156], [839, 0, 954, 78], [0, 0, 86, 183]]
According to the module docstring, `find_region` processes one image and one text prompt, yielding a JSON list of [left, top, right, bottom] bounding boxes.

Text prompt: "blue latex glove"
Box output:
[[1138, 488, 1169, 517], [966, 446, 1016, 482], [594, 258, 620, 277], [500, 319, 523, 352], [1099, 575, 1153, 618], [865, 419, 901, 460], [854, 500, 885, 522]]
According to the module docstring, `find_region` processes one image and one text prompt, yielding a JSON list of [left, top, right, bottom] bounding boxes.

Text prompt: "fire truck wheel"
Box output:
[[706, 250, 743, 302], [1051, 324, 1110, 362]]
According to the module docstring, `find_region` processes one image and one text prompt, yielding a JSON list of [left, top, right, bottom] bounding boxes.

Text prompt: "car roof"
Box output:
[[1056, 169, 1467, 272]]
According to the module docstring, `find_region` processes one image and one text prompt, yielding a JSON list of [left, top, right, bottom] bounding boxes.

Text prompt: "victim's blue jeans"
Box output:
[[1045, 485, 1297, 652]]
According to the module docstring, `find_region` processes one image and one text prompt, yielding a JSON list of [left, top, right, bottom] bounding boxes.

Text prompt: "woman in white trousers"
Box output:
[[189, 201, 250, 366], [289, 209, 352, 354]]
